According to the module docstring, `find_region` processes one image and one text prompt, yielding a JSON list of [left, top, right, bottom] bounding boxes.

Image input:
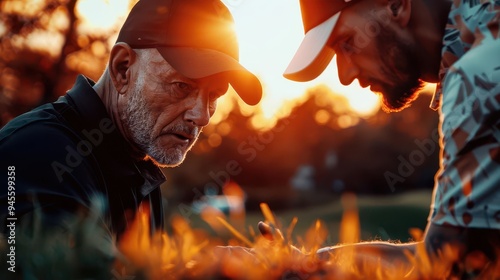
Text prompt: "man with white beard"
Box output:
[[0, 0, 262, 238]]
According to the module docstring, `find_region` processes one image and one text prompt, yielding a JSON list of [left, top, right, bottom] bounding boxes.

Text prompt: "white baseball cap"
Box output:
[[284, 0, 359, 82]]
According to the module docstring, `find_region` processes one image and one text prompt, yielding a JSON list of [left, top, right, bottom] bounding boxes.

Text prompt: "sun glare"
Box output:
[[76, 0, 132, 34], [223, 0, 380, 127]]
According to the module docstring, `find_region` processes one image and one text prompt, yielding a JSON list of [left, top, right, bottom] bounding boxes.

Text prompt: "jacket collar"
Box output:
[[65, 75, 166, 196]]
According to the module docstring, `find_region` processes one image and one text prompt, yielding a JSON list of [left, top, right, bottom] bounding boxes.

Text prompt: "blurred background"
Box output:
[[0, 0, 439, 243]]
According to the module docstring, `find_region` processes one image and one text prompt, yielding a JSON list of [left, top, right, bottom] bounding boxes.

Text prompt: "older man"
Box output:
[[280, 0, 500, 277], [0, 0, 261, 238]]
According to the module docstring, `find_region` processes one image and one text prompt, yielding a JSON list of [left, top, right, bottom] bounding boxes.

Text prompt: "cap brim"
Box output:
[[283, 13, 340, 82], [157, 47, 262, 105]]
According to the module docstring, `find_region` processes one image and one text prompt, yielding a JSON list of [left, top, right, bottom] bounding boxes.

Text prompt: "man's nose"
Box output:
[[336, 54, 359, 86], [184, 96, 211, 127]]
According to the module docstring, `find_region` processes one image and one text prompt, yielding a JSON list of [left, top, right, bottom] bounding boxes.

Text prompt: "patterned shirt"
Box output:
[[429, 0, 500, 228]]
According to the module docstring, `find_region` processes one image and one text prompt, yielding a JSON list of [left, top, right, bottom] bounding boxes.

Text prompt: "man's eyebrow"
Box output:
[[328, 30, 352, 51], [327, 24, 346, 49]]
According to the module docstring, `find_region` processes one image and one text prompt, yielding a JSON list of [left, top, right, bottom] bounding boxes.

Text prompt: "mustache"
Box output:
[[161, 124, 200, 139]]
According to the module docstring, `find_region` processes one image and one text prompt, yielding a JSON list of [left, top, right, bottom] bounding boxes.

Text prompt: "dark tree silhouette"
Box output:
[[0, 0, 130, 126]]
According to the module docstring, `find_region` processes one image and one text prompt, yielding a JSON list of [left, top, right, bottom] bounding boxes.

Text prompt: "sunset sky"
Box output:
[[224, 0, 380, 117], [75, 0, 382, 128]]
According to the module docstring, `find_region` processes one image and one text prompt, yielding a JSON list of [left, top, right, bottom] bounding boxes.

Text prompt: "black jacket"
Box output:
[[0, 75, 165, 237]]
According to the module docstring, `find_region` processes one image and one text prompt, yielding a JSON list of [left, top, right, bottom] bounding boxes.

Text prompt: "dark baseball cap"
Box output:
[[116, 0, 262, 105], [284, 0, 359, 82]]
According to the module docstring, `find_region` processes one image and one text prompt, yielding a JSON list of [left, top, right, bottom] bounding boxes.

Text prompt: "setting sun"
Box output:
[[222, 0, 380, 127], [225, 0, 437, 128]]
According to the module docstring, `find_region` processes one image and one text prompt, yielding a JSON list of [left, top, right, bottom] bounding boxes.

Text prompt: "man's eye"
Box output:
[[175, 82, 191, 91], [335, 37, 359, 56]]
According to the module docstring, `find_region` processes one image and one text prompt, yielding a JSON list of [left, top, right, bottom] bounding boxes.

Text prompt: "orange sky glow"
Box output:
[[1, 0, 440, 130], [226, 1, 380, 116]]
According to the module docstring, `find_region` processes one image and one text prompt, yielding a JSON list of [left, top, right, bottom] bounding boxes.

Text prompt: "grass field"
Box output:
[[173, 189, 433, 246], [9, 189, 497, 279]]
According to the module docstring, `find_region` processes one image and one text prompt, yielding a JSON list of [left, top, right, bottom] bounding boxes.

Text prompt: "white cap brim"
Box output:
[[283, 13, 340, 82]]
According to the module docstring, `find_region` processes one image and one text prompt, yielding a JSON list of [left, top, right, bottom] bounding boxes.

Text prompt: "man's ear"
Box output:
[[109, 42, 136, 94], [388, 0, 411, 27]]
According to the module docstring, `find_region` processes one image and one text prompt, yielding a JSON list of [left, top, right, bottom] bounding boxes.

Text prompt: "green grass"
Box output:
[[1, 190, 432, 279], [171, 190, 432, 246]]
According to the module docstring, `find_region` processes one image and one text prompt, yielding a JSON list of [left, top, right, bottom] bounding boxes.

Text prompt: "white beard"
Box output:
[[121, 76, 189, 167]]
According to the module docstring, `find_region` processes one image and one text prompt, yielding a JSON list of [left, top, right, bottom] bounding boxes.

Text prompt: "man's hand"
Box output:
[[258, 221, 304, 256], [257, 221, 284, 241], [214, 221, 305, 259]]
